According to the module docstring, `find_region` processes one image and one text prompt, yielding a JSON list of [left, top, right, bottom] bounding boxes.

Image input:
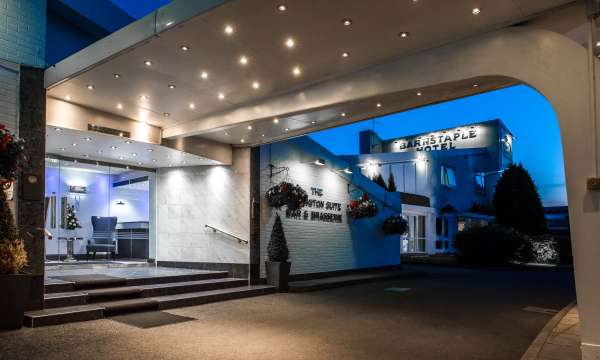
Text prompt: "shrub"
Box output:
[[267, 214, 289, 262], [515, 233, 559, 265], [454, 225, 521, 266]]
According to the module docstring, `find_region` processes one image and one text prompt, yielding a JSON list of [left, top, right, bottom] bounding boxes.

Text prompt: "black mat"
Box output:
[[49, 274, 127, 289], [109, 311, 196, 329]]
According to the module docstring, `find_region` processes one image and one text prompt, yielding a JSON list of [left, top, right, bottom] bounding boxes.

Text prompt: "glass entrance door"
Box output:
[[402, 214, 426, 253]]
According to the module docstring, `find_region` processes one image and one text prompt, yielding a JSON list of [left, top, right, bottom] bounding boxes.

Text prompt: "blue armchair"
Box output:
[[86, 216, 117, 260]]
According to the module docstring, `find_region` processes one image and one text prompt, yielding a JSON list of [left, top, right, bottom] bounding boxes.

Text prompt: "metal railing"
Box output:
[[205, 224, 249, 245]]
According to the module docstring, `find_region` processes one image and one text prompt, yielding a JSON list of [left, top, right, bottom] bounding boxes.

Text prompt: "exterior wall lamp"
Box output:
[[314, 158, 326, 166]]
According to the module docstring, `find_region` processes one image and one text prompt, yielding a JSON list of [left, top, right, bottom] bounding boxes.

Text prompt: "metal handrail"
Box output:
[[205, 224, 249, 245]]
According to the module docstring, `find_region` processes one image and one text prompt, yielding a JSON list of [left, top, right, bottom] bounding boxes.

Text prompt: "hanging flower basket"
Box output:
[[347, 193, 378, 219], [0, 124, 26, 185], [266, 181, 308, 211], [382, 215, 408, 235]]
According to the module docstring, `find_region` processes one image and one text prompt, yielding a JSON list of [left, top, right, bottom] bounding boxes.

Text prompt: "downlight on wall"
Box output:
[[314, 158, 326, 166]]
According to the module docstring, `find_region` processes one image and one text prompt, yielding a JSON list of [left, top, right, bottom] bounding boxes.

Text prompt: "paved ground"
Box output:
[[0, 265, 575, 360], [526, 305, 581, 360]]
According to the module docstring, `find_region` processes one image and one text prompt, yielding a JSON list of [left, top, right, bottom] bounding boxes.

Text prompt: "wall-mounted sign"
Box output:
[[285, 186, 344, 223], [69, 185, 87, 194]]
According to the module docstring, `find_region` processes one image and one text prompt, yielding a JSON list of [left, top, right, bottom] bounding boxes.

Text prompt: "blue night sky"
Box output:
[[310, 85, 567, 206], [110, 0, 171, 18]]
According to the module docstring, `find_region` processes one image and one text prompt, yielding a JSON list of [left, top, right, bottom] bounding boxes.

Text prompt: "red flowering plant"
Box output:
[[265, 181, 308, 211], [347, 193, 378, 219], [0, 124, 26, 185]]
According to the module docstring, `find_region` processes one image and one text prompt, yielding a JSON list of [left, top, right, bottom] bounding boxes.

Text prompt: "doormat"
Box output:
[[49, 274, 127, 289], [384, 287, 412, 293], [110, 311, 196, 329], [523, 306, 559, 315]]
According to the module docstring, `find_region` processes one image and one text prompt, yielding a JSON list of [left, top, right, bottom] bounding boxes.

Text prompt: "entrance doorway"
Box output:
[[402, 214, 427, 253]]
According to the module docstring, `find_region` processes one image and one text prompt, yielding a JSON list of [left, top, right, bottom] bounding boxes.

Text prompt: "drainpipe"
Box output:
[[586, 0, 600, 189]]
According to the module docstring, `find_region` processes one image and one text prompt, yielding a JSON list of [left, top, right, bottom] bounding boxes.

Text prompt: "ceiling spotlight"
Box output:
[[117, 103, 123, 110], [110, 146, 118, 150], [83, 137, 92, 141], [596, 41, 600, 47], [200, 71, 208, 79], [152, 159, 157, 162], [247, 125, 253, 130], [138, 162, 143, 166], [342, 19, 352, 26], [311, 120, 316, 124], [144, 60, 152, 66], [472, 7, 481, 15], [140, 95, 149, 100], [273, 118, 279, 124], [473, 83, 480, 88], [224, 24, 234, 35], [166, 21, 174, 27], [399, 32, 409, 38], [189, 103, 195, 109], [168, 84, 176, 89], [314, 158, 326, 166], [54, 127, 61, 131], [58, 147, 65, 151], [239, 55, 248, 65], [224, 131, 229, 136], [65, 95, 71, 101], [376, 103, 382, 108], [119, 156, 124, 160], [417, 91, 422, 96], [342, 51, 349, 58], [261, 134, 265, 137], [285, 128, 290, 131], [252, 81, 260, 89], [285, 37, 295, 48], [163, 112, 170, 117], [125, 140, 132, 144], [292, 66, 302, 77], [180, 45, 190, 51], [87, 85, 94, 90], [83, 154, 89, 158], [119, 132, 124, 137], [72, 143, 78, 147], [147, 149, 154, 152], [241, 139, 245, 143], [340, 112, 347, 117], [113, 73, 121, 79], [218, 92, 225, 100], [277, 4, 287, 11], [131, 153, 137, 157]]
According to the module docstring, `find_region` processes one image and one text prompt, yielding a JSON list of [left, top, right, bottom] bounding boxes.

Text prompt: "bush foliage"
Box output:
[[454, 225, 521, 266]]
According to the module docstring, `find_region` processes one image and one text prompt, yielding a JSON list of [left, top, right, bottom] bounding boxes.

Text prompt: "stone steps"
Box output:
[[25, 285, 276, 327]]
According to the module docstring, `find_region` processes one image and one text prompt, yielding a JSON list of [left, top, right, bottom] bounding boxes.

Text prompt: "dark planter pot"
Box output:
[[0, 274, 31, 330], [265, 261, 291, 292]]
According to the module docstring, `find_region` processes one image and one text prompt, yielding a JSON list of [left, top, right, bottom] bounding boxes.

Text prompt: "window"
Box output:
[[436, 217, 449, 237], [440, 165, 456, 188], [475, 172, 485, 191]]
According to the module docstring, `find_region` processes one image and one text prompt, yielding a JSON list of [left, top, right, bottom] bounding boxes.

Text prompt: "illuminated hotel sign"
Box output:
[[385, 124, 493, 153], [285, 187, 344, 223]]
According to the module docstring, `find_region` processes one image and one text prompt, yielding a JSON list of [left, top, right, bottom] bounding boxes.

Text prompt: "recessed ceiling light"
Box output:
[[125, 140, 132, 144], [147, 149, 154, 152], [58, 147, 65, 151], [239, 55, 248, 65], [132, 153, 137, 157], [472, 7, 481, 15], [119, 132, 124, 137], [83, 154, 89, 158], [285, 128, 290, 131], [54, 127, 61, 131], [473, 83, 479, 88], [342, 19, 352, 26], [72, 143, 78, 146], [144, 60, 152, 66], [65, 95, 71, 101], [119, 156, 124, 160], [417, 91, 422, 96], [340, 112, 347, 117], [163, 112, 170, 117], [252, 81, 260, 89], [200, 71, 208, 79], [189, 103, 195, 109], [83, 137, 92, 141], [261, 134, 265, 137], [168, 84, 176, 89], [152, 159, 157, 162], [166, 21, 174, 27], [110, 146, 118, 150], [292, 66, 302, 76], [224, 131, 229, 135], [138, 162, 143, 166], [277, 4, 287, 11], [140, 95, 149, 100], [240, 139, 245, 143], [218, 92, 225, 100], [247, 125, 253, 130], [87, 85, 94, 90], [224, 24, 234, 35], [273, 118, 279, 124], [180, 45, 189, 51], [285, 37, 295, 48], [113, 73, 121, 79], [596, 41, 600, 47], [311, 120, 316, 124], [377, 103, 382, 108], [117, 103, 123, 110], [399, 32, 409, 38]]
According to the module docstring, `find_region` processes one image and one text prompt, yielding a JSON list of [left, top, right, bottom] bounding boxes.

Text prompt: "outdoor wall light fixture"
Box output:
[[343, 167, 353, 174], [116, 201, 125, 205], [314, 158, 326, 166]]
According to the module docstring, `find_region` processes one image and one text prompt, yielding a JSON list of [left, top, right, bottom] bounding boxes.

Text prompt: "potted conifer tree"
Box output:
[[0, 190, 29, 330], [265, 214, 291, 291]]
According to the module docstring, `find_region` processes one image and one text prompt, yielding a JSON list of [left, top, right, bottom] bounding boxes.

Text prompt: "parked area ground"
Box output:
[[0, 266, 575, 360]]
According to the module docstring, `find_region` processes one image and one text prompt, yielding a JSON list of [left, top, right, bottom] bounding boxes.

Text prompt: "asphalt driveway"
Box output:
[[0, 265, 575, 360]]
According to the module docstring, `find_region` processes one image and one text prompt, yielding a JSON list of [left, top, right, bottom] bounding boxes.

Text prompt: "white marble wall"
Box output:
[[156, 148, 250, 264]]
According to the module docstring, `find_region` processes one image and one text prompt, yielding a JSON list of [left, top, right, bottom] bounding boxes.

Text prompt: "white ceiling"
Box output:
[[46, 126, 221, 168], [46, 0, 574, 140]]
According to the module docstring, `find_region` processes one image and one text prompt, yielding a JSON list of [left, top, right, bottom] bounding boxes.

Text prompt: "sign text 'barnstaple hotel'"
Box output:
[[390, 127, 480, 152]]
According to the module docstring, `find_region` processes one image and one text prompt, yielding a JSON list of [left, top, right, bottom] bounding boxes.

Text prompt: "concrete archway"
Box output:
[[176, 26, 599, 355]]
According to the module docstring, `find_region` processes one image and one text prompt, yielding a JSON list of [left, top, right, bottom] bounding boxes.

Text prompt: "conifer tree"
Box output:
[[373, 173, 387, 190], [387, 172, 397, 192], [267, 214, 289, 262], [492, 163, 548, 235]]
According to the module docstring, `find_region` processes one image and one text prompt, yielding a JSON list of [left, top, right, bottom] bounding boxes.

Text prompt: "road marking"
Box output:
[[523, 306, 559, 315]]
